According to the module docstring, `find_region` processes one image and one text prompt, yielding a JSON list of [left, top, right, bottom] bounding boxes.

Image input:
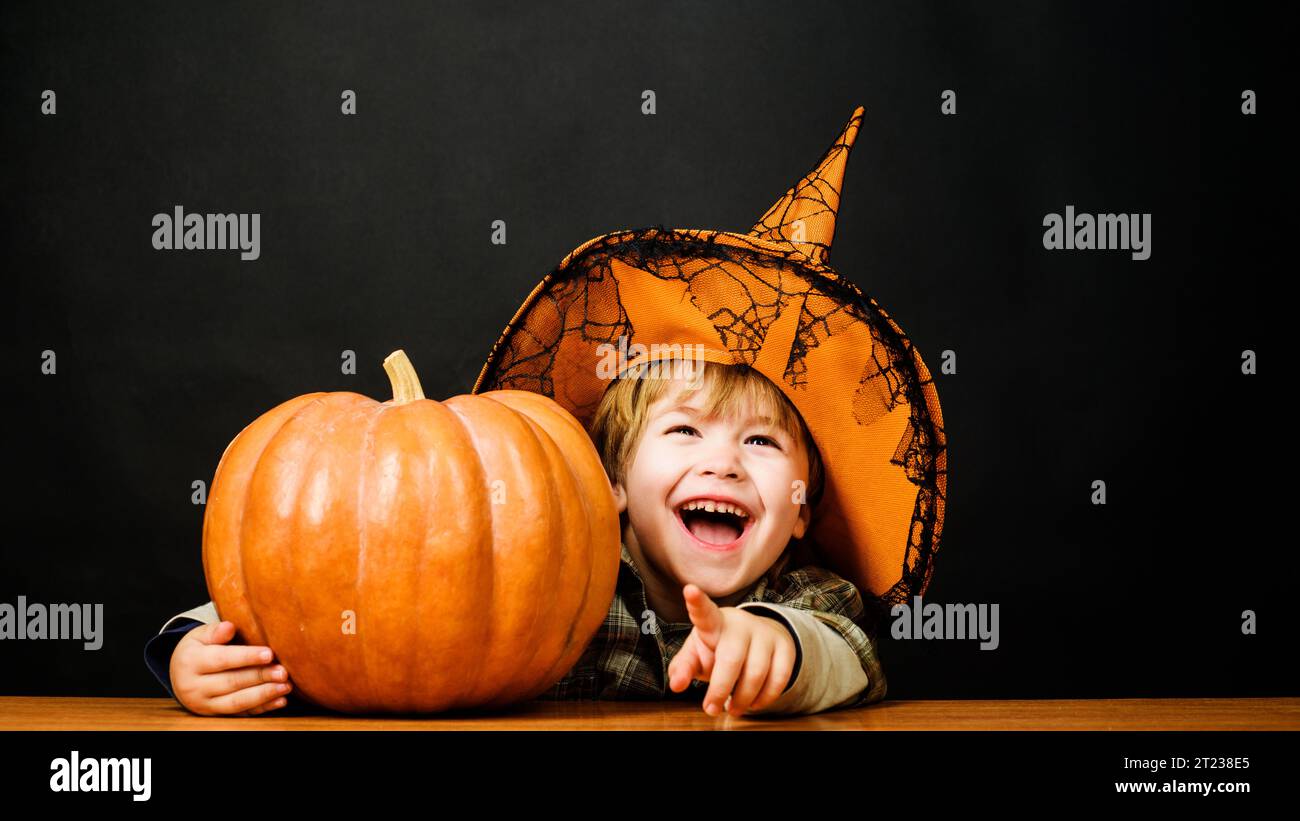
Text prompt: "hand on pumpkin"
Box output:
[[170, 620, 293, 717], [666, 584, 797, 717]]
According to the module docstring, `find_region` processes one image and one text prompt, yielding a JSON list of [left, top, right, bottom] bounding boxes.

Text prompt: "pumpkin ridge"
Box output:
[[520, 410, 596, 696], [497, 390, 619, 701], [405, 398, 490, 710], [497, 408, 575, 702], [239, 396, 346, 710], [353, 400, 384, 708], [530, 466, 595, 697], [285, 397, 357, 709], [488, 401, 563, 704], [234, 395, 332, 652], [440, 397, 498, 704], [391, 405, 425, 710], [476, 389, 622, 699]]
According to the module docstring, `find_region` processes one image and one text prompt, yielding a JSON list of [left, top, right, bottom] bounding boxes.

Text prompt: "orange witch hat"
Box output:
[[472, 106, 947, 622]]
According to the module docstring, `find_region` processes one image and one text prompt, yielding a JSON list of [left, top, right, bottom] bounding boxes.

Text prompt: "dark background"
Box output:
[[2, 0, 1289, 699]]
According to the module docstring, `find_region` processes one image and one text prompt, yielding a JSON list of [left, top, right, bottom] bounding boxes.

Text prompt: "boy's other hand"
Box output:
[[667, 584, 797, 717], [169, 620, 293, 717]]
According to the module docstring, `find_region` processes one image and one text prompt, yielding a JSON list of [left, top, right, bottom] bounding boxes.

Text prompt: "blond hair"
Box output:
[[588, 359, 825, 514]]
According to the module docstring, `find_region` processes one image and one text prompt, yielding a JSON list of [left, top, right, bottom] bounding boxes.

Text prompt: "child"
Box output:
[[531, 357, 887, 716]]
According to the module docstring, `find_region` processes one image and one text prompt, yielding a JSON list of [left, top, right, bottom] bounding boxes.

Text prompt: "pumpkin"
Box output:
[[201, 350, 621, 713]]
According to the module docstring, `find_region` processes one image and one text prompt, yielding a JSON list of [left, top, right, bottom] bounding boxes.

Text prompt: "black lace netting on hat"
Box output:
[[473, 226, 946, 632]]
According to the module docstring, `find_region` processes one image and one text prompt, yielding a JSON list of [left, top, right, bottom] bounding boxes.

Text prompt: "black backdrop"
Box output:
[[2, 0, 1289, 700]]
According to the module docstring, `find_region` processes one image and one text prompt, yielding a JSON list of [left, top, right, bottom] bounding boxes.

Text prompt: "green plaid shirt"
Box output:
[[537, 542, 887, 710]]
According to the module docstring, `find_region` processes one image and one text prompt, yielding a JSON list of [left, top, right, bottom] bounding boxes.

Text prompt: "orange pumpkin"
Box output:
[[201, 350, 621, 713]]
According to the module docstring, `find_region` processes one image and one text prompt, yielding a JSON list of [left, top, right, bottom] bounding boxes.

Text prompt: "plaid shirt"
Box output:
[[537, 542, 887, 711]]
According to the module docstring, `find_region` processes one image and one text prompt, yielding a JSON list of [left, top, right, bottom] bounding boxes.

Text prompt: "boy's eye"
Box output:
[[667, 426, 779, 449]]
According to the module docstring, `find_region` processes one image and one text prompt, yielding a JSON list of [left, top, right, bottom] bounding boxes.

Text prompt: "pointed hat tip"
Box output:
[[841, 105, 865, 148], [747, 104, 867, 258]]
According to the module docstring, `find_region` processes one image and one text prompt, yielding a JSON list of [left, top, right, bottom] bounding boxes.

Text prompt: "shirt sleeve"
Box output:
[[163, 601, 220, 631], [143, 618, 203, 699], [144, 601, 221, 700], [735, 565, 887, 715]]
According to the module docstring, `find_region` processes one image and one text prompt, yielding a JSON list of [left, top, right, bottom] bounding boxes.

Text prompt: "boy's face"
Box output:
[[611, 377, 812, 606]]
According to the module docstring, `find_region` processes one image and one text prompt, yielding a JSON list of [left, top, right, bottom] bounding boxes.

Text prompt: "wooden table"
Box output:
[[3, 696, 1297, 730]]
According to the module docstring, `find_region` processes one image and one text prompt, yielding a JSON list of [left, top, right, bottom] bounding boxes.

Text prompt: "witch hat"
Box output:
[[473, 106, 947, 621]]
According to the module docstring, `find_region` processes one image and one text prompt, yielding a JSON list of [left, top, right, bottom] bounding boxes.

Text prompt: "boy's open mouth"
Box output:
[[673, 499, 754, 551]]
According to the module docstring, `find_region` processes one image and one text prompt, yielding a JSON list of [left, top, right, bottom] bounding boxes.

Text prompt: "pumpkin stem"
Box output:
[[383, 350, 426, 404]]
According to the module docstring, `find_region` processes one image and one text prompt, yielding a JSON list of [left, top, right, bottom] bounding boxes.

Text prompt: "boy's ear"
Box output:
[[611, 480, 627, 514], [792, 499, 812, 540]]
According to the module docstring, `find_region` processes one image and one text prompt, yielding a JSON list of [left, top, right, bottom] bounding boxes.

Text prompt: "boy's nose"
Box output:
[[699, 466, 740, 479], [695, 444, 744, 480]]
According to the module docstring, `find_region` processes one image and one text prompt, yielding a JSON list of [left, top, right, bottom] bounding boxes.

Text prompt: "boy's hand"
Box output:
[[169, 621, 293, 717], [667, 584, 797, 717]]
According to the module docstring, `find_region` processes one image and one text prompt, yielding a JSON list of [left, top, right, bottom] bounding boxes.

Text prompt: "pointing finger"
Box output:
[[682, 585, 724, 649]]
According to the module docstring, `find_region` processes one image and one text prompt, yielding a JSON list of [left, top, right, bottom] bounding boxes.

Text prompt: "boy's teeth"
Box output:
[[679, 500, 748, 518]]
